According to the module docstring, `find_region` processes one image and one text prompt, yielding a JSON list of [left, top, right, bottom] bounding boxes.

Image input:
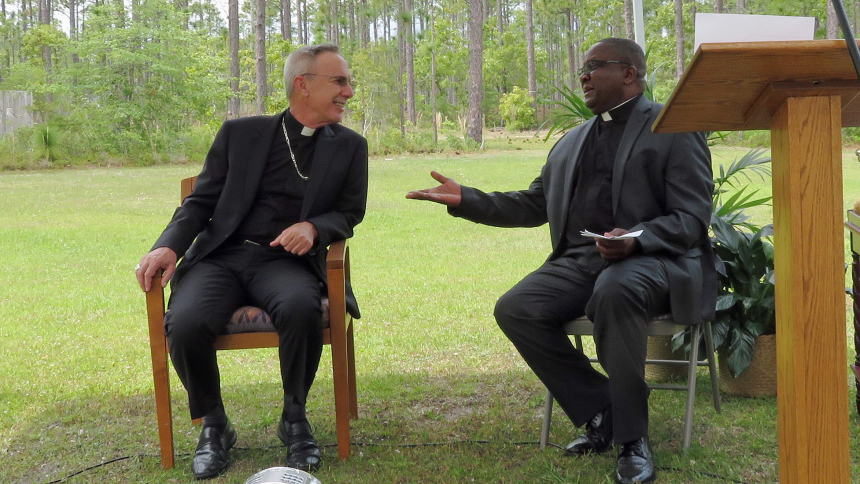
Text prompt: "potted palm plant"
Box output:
[[674, 148, 777, 396]]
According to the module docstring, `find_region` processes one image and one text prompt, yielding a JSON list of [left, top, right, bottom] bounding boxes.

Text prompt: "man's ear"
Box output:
[[622, 66, 639, 85], [293, 76, 309, 97]]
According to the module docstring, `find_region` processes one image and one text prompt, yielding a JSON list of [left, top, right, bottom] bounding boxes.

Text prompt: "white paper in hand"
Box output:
[[580, 229, 643, 240]]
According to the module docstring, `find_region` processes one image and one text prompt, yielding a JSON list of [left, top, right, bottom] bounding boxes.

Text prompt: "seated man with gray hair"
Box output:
[[136, 44, 368, 479]]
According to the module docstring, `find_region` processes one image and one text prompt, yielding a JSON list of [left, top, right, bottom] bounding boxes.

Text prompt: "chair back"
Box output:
[[181, 176, 196, 203]]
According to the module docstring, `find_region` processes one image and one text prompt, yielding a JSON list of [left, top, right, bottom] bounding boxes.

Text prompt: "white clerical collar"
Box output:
[[301, 126, 316, 137], [599, 96, 637, 121]]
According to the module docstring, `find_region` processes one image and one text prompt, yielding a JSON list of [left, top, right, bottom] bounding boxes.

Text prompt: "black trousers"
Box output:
[[165, 243, 323, 420], [494, 250, 669, 444]]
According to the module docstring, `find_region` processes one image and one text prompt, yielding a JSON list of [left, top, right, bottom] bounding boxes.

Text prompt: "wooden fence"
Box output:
[[0, 90, 33, 136]]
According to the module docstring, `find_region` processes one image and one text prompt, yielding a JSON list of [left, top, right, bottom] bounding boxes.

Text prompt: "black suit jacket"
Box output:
[[153, 112, 369, 318], [451, 96, 716, 324]]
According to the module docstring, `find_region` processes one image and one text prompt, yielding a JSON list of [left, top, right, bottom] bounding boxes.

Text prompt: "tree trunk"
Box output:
[[674, 0, 684, 79], [255, 0, 267, 115], [568, 9, 578, 89], [332, 0, 339, 44], [623, 0, 634, 40], [525, 0, 536, 113], [466, 0, 482, 145], [39, 0, 52, 103], [431, 0, 437, 146], [405, 0, 416, 125], [297, 0, 304, 44], [348, 0, 355, 50], [69, 0, 76, 39], [229, 0, 240, 118], [736, 0, 745, 13], [496, 0, 503, 46], [713, 0, 722, 14], [38, 0, 47, 24], [827, 0, 839, 39], [281, 0, 292, 41]]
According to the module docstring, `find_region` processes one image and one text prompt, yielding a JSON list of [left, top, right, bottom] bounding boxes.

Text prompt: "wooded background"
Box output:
[[0, 0, 850, 164]]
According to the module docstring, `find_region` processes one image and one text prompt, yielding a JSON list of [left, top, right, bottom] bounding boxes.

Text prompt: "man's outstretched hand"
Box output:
[[406, 171, 462, 208]]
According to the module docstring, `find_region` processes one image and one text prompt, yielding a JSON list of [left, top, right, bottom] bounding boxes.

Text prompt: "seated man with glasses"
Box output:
[[136, 44, 367, 479], [407, 37, 714, 484]]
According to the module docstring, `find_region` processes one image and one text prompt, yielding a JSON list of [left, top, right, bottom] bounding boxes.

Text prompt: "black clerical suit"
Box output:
[[450, 95, 715, 444], [153, 110, 368, 419]]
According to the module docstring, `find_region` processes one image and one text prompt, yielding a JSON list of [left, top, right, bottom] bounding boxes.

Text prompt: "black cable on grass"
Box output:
[[45, 440, 749, 484]]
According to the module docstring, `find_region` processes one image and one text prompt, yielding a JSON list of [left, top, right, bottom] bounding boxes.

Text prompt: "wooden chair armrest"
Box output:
[[326, 239, 350, 284], [325, 239, 351, 335], [144, 273, 167, 337], [326, 239, 348, 270]]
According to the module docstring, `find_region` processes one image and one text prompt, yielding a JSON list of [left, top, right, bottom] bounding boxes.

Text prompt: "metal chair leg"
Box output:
[[541, 391, 553, 448], [703, 321, 721, 413], [682, 324, 701, 450]]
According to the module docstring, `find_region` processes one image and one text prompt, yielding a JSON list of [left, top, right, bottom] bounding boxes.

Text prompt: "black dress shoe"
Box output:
[[615, 437, 656, 484], [278, 419, 322, 472], [191, 420, 237, 480], [565, 406, 613, 456]]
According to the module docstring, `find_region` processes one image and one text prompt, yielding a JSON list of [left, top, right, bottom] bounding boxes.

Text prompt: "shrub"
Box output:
[[499, 86, 536, 132]]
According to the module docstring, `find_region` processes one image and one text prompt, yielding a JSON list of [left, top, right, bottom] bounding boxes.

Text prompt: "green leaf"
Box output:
[[727, 328, 757, 377]]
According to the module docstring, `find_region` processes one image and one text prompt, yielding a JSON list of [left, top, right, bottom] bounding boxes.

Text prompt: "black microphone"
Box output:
[[832, 0, 860, 80]]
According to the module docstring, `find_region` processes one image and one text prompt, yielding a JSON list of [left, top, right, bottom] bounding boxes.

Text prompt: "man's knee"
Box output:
[[165, 307, 217, 348], [591, 275, 642, 312], [494, 289, 527, 331], [267, 294, 322, 333]]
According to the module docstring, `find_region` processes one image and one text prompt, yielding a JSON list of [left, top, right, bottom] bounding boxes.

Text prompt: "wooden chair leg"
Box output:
[[146, 279, 175, 469], [152, 339, 175, 469], [347, 320, 358, 419], [330, 325, 351, 460]]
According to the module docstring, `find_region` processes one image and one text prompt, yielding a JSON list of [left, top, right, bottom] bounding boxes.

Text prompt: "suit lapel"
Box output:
[[301, 124, 340, 220], [612, 96, 651, 216], [240, 115, 280, 216], [559, 117, 597, 232]]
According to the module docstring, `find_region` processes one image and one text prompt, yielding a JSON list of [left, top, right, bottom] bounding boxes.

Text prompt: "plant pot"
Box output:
[[718, 333, 777, 397], [645, 334, 688, 383]]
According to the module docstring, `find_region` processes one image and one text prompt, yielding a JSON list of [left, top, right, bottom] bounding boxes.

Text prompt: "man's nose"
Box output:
[[342, 83, 354, 99]]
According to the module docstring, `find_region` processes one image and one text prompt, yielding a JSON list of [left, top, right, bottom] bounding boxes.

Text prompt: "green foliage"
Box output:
[[674, 150, 776, 378], [710, 221, 776, 377], [541, 85, 594, 140], [33, 123, 62, 163], [712, 148, 773, 231], [498, 86, 535, 131]]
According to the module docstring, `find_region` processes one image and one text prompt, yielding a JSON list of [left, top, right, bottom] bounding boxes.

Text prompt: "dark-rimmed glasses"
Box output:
[[577, 60, 630, 77], [301, 72, 352, 87]]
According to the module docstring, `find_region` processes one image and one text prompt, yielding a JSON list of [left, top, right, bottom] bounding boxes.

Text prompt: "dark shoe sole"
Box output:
[[615, 472, 656, 484], [565, 445, 613, 456]]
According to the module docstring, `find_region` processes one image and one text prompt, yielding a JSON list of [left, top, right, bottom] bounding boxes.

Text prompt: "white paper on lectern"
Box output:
[[694, 13, 815, 52]]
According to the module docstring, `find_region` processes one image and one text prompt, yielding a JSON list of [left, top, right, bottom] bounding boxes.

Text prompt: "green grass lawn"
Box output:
[[2, 145, 860, 483]]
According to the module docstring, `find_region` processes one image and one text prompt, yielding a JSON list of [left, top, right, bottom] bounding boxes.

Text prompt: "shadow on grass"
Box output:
[[9, 368, 781, 483]]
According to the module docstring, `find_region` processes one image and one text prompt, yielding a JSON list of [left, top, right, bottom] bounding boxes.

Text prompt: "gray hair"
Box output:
[[284, 44, 341, 98]]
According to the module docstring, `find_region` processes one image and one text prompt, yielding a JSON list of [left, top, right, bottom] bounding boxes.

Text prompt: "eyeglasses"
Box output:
[[301, 72, 352, 87], [577, 60, 630, 76]]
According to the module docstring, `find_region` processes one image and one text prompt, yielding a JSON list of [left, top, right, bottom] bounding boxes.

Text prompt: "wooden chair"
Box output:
[[540, 315, 721, 451], [145, 176, 358, 469]]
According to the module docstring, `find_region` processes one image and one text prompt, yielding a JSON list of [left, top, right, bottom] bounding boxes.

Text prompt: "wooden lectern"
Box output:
[[653, 40, 853, 484]]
